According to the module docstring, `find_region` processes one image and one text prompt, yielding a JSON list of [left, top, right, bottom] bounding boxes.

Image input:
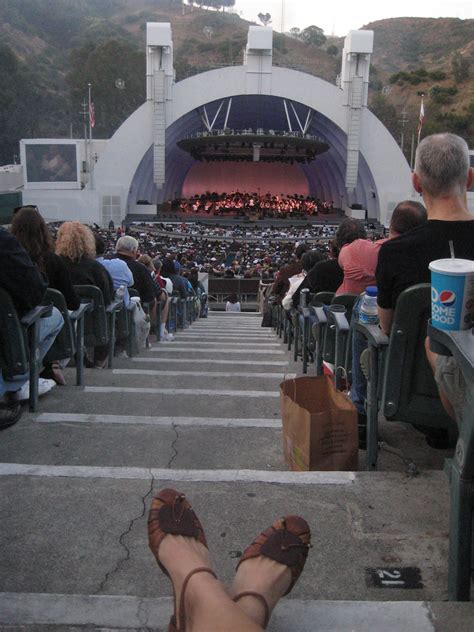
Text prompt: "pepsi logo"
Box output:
[[439, 290, 456, 306]]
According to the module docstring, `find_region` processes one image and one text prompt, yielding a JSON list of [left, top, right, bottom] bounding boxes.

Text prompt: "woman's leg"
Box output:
[[157, 534, 264, 632], [229, 556, 292, 627]]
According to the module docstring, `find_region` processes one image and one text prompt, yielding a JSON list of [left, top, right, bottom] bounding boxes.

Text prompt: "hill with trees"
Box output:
[[0, 0, 472, 165]]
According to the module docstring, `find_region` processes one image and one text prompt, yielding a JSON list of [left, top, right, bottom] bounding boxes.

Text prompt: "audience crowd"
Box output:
[[0, 133, 472, 449]]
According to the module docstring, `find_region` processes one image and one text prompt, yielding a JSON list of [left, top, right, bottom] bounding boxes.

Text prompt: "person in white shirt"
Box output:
[[226, 294, 241, 312]]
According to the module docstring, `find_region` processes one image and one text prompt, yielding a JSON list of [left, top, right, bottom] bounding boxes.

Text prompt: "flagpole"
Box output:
[[416, 94, 425, 148], [82, 98, 89, 181], [88, 83, 94, 189]]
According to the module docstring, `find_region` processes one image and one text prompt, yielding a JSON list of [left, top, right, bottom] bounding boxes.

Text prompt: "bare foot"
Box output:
[[230, 556, 292, 627]]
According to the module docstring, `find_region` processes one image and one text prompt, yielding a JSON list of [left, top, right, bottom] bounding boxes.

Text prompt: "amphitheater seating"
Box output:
[[43, 288, 92, 387], [0, 287, 52, 412], [74, 285, 123, 369], [428, 323, 474, 601], [355, 284, 455, 471]]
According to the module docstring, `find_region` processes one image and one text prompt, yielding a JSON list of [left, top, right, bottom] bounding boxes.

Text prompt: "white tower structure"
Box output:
[[340, 30, 374, 205], [244, 27, 273, 94], [146, 23, 174, 188]]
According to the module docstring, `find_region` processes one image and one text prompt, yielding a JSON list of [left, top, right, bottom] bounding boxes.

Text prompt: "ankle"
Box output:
[[182, 570, 220, 628]]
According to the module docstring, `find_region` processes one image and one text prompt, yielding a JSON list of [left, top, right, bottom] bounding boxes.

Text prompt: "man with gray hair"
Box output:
[[113, 235, 156, 306], [375, 133, 473, 446], [376, 133, 474, 335]]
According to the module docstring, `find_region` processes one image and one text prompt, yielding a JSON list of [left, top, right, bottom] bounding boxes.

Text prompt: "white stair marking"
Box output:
[[148, 348, 285, 354], [0, 463, 355, 484], [34, 413, 281, 428], [84, 386, 280, 397], [112, 369, 294, 379], [0, 593, 435, 631], [131, 358, 289, 366]]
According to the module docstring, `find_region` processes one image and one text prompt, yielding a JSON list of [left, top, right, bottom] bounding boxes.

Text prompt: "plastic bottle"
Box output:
[[359, 286, 379, 325], [115, 284, 126, 302]]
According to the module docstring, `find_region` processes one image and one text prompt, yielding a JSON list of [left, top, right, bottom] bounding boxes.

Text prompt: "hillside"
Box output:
[[0, 0, 472, 165]]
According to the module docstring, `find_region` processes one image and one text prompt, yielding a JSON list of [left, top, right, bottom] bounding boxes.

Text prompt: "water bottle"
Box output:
[[359, 286, 379, 325]]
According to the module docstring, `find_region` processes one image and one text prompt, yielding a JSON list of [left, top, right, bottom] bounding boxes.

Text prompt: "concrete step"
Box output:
[[0, 473, 458, 601], [0, 413, 285, 469], [2, 593, 473, 631]]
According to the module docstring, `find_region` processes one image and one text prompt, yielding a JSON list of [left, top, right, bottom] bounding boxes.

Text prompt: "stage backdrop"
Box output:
[[182, 161, 310, 197]]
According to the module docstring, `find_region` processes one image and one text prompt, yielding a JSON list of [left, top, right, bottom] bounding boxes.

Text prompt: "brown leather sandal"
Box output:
[[233, 515, 311, 628], [148, 488, 216, 632]]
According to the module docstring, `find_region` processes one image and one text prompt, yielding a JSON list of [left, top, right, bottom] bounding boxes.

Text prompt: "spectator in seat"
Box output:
[[335, 218, 386, 296], [351, 201, 427, 446], [95, 234, 133, 306], [0, 228, 63, 426], [226, 294, 241, 312], [11, 207, 81, 385], [282, 250, 325, 310], [138, 254, 174, 342], [292, 241, 344, 308], [270, 243, 309, 304], [56, 222, 114, 368], [161, 257, 189, 299], [376, 133, 474, 439], [377, 133, 474, 334], [113, 236, 157, 308]]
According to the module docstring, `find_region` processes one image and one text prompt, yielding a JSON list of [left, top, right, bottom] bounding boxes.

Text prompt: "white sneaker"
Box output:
[[162, 332, 175, 342], [13, 378, 56, 401]]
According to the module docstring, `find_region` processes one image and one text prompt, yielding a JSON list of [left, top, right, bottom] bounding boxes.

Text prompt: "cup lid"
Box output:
[[429, 258, 474, 274]]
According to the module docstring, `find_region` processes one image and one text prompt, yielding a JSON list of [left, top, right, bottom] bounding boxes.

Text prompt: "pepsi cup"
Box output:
[[429, 259, 474, 331]]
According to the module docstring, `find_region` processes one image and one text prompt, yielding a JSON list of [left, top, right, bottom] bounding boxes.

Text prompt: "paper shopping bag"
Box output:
[[280, 375, 358, 471]]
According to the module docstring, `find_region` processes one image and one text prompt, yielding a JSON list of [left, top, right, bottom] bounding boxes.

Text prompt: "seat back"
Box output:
[[74, 285, 109, 347], [382, 284, 453, 430], [323, 293, 358, 365], [310, 291, 334, 306], [43, 288, 75, 363], [0, 287, 28, 377]]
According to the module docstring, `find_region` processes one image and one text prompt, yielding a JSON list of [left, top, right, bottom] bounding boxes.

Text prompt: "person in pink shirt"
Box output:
[[343, 202, 427, 448], [335, 220, 387, 296]]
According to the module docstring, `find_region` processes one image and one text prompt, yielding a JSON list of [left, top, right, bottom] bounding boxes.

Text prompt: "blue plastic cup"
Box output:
[[429, 259, 474, 331]]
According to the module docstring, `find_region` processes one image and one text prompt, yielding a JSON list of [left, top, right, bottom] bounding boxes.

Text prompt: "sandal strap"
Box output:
[[177, 567, 217, 632], [236, 516, 311, 595], [233, 591, 270, 628]]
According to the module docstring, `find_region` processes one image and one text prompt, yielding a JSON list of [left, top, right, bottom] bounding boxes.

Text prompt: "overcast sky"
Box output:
[[234, 0, 473, 36]]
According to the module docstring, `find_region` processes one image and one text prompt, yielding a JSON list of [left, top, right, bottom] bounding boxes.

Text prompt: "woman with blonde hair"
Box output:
[[56, 222, 114, 367]]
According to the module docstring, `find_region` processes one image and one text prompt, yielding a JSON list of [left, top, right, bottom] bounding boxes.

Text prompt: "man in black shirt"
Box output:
[[376, 133, 473, 438], [376, 133, 474, 334], [291, 241, 343, 308], [113, 235, 157, 306]]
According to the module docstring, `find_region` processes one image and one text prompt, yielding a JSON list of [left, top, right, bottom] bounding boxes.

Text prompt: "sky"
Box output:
[[233, 0, 473, 36]]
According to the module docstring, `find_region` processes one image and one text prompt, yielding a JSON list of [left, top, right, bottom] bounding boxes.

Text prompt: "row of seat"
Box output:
[[0, 287, 201, 413], [271, 285, 473, 602]]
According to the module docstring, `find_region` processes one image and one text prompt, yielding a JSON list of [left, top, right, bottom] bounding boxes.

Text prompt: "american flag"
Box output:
[[417, 97, 424, 142], [89, 100, 95, 129]]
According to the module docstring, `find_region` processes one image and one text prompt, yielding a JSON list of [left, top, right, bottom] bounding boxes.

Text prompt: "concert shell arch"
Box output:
[[24, 25, 414, 226]]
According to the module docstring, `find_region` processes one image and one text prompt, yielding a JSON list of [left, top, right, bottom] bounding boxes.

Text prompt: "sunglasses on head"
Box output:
[[13, 205, 39, 215]]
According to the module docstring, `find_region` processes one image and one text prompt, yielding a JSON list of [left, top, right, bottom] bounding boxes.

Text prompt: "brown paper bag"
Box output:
[[280, 375, 358, 471]]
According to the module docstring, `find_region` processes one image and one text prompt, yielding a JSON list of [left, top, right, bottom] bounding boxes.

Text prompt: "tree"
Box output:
[[300, 25, 326, 47], [258, 12, 272, 27], [326, 44, 338, 56], [452, 52, 470, 83], [369, 94, 401, 144], [289, 27, 300, 38], [0, 45, 44, 165], [67, 39, 146, 138]]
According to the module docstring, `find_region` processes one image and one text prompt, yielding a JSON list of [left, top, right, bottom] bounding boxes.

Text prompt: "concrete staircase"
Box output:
[[0, 312, 471, 631]]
